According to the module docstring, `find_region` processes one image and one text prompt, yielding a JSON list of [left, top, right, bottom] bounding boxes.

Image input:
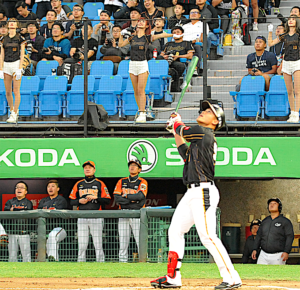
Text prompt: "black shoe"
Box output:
[[0, 235, 9, 247], [48, 255, 56, 262], [215, 282, 242, 290]]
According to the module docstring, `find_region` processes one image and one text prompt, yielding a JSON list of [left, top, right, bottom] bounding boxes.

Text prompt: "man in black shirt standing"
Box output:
[[16, 1, 38, 36], [151, 101, 242, 290], [252, 198, 294, 265], [38, 180, 68, 262]]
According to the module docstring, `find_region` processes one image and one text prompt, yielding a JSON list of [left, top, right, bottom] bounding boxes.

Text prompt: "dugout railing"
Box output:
[[0, 208, 220, 263]]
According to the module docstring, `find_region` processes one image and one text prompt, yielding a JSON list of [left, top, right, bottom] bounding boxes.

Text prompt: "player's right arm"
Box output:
[[69, 181, 81, 206], [113, 179, 130, 205]]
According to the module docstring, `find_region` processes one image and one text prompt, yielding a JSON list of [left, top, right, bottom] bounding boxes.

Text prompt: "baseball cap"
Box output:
[[255, 35, 266, 43], [128, 159, 142, 169], [201, 101, 225, 131], [100, 9, 111, 17], [130, 7, 141, 14], [171, 26, 184, 33], [82, 160, 96, 168]]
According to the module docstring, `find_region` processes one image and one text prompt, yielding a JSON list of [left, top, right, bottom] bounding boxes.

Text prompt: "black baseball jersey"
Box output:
[[242, 235, 260, 264], [279, 32, 300, 61], [113, 175, 148, 210], [129, 34, 151, 61], [163, 40, 195, 56], [0, 34, 26, 62], [38, 195, 68, 210], [253, 214, 294, 254], [69, 178, 111, 210], [4, 197, 34, 235], [175, 122, 216, 185]]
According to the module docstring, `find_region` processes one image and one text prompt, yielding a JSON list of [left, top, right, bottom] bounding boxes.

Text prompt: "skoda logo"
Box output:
[[127, 140, 158, 173]]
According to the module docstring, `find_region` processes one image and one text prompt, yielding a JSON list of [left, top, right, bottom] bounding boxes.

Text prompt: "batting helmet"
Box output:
[[267, 197, 282, 213], [201, 101, 225, 131], [250, 219, 261, 231]]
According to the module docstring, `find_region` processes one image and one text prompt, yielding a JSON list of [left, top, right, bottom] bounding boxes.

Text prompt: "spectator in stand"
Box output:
[[268, 16, 300, 123], [51, 0, 73, 28], [16, 1, 38, 37], [69, 22, 98, 70], [3, 0, 18, 18], [104, 0, 124, 15], [238, 36, 277, 91], [252, 198, 294, 265], [65, 5, 86, 43], [114, 0, 140, 28], [40, 9, 57, 39], [0, 18, 26, 124], [242, 219, 261, 264], [151, 17, 168, 53], [0, 20, 8, 37], [167, 3, 188, 29], [182, 8, 207, 75], [242, 0, 259, 30], [212, 0, 234, 35], [42, 22, 71, 66], [35, 0, 52, 20], [100, 24, 130, 73], [38, 180, 68, 262], [69, 160, 111, 262], [159, 26, 194, 92], [290, 6, 300, 17], [196, 0, 219, 56], [92, 10, 114, 45], [113, 159, 148, 263], [172, 0, 196, 15], [26, 21, 45, 67], [0, 7, 8, 22], [155, 0, 174, 19], [4, 181, 33, 262], [268, 24, 284, 75], [141, 0, 164, 28], [122, 7, 141, 30]]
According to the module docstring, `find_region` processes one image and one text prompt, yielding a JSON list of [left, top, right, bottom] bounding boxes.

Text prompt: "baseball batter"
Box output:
[[69, 160, 111, 262], [38, 180, 68, 262], [4, 181, 33, 262], [113, 159, 148, 262], [151, 101, 242, 290]]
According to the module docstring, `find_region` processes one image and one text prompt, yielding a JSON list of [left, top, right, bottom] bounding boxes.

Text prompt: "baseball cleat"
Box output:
[[151, 276, 181, 288], [215, 282, 242, 289]]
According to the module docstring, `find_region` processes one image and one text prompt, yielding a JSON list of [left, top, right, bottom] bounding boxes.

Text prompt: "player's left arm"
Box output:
[[127, 179, 148, 202], [27, 200, 33, 210]]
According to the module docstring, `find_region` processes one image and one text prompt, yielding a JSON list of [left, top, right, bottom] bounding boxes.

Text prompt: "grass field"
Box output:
[[0, 263, 299, 281]]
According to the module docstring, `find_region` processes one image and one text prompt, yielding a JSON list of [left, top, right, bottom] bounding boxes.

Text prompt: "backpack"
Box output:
[[258, 7, 267, 23], [242, 22, 251, 45], [57, 61, 82, 84]]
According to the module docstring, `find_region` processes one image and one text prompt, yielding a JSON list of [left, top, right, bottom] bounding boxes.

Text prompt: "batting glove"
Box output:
[[166, 119, 175, 135], [169, 112, 181, 122], [268, 24, 273, 32], [0, 70, 3, 79], [14, 69, 22, 81]]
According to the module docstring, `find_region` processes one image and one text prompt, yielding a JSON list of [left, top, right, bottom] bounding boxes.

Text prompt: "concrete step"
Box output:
[[223, 55, 248, 61], [208, 60, 245, 70], [192, 76, 241, 86], [171, 91, 234, 102], [280, 0, 299, 6], [206, 69, 247, 77], [224, 46, 254, 55], [249, 31, 269, 39]]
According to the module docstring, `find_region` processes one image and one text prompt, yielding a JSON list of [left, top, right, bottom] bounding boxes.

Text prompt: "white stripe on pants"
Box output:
[[8, 235, 31, 262], [77, 218, 105, 262], [118, 218, 140, 262], [257, 249, 286, 265], [46, 227, 67, 261], [168, 184, 241, 285], [0, 223, 7, 236]]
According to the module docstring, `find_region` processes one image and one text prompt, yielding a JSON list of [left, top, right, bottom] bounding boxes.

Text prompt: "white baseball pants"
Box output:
[[168, 183, 241, 285], [8, 234, 31, 262], [77, 218, 105, 262], [0, 223, 7, 236], [118, 218, 140, 262], [257, 249, 286, 265], [46, 227, 67, 261]]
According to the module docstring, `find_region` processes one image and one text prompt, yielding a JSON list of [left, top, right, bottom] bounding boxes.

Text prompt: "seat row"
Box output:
[[230, 75, 290, 120]]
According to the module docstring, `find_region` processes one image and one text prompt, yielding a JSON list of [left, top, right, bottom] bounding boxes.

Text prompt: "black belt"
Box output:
[[187, 181, 213, 189]]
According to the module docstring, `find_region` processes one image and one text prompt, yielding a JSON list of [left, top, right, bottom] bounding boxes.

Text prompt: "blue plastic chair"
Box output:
[[40, 17, 47, 27], [265, 75, 290, 117], [19, 76, 40, 117], [31, 3, 37, 14], [83, 2, 104, 18], [39, 76, 68, 116], [67, 75, 95, 116], [117, 60, 130, 91], [61, 2, 78, 9], [0, 79, 7, 116], [90, 60, 114, 90], [230, 75, 266, 119], [96, 45, 103, 60], [36, 60, 59, 91], [148, 59, 173, 103], [94, 75, 123, 116]]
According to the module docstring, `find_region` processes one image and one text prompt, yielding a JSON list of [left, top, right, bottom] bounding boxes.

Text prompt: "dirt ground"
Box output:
[[0, 278, 300, 290]]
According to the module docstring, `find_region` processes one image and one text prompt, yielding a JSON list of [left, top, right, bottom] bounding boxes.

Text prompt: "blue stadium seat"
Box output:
[[61, 2, 78, 9], [265, 75, 290, 117], [40, 17, 47, 27], [96, 45, 103, 60], [230, 76, 266, 119], [163, 29, 173, 42], [212, 16, 224, 57], [117, 60, 130, 91], [31, 3, 37, 14], [67, 75, 95, 116], [39, 76, 68, 116], [19, 76, 40, 117], [0, 79, 7, 116], [148, 59, 173, 104], [90, 60, 114, 90], [122, 77, 151, 116], [94, 75, 123, 116], [36, 60, 59, 91], [83, 2, 104, 18]]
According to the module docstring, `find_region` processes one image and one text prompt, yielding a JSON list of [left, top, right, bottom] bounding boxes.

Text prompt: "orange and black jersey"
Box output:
[[4, 197, 33, 211], [174, 121, 216, 185], [113, 176, 148, 210], [69, 178, 111, 210], [38, 195, 68, 210]]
